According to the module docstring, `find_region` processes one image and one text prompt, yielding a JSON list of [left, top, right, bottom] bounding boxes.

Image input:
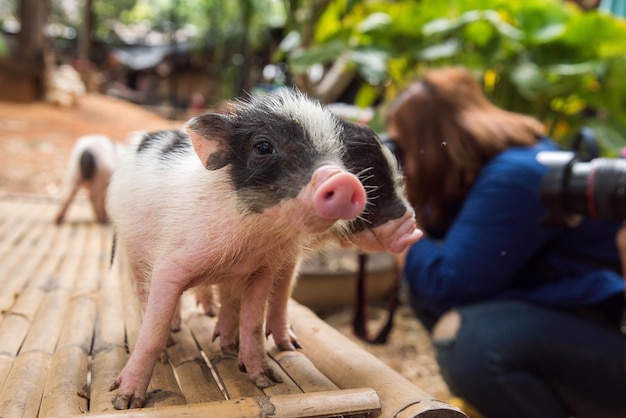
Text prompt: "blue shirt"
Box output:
[[404, 138, 625, 317]]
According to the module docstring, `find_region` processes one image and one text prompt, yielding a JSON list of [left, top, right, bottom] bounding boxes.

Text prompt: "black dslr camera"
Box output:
[[538, 128, 626, 222]]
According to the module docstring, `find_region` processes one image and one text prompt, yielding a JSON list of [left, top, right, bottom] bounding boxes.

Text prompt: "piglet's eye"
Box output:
[[255, 140, 274, 155]]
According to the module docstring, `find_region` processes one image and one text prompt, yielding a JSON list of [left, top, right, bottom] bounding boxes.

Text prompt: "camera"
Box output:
[[538, 149, 626, 222]]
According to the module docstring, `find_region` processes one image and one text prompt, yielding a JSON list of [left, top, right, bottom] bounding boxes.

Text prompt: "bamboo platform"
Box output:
[[0, 193, 466, 418]]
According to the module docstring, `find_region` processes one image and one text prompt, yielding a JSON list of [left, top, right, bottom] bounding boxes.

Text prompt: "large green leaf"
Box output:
[[346, 48, 389, 84], [423, 10, 523, 40], [357, 12, 392, 33], [287, 39, 346, 73], [418, 40, 461, 61]]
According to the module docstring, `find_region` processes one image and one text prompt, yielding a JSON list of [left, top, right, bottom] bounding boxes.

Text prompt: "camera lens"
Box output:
[[539, 151, 626, 221], [588, 159, 626, 219]]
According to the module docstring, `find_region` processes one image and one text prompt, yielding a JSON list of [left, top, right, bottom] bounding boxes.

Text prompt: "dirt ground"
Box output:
[[0, 93, 452, 402]]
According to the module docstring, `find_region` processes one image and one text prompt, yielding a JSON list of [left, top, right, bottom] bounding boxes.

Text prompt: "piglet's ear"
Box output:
[[185, 113, 232, 170]]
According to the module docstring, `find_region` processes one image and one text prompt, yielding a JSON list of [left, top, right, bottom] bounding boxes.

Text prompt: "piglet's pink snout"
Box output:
[[312, 167, 366, 221]]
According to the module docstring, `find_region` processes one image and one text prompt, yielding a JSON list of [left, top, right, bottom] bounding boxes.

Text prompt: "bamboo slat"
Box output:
[[269, 346, 339, 393], [186, 312, 267, 399], [39, 345, 89, 417], [0, 350, 51, 417], [165, 324, 223, 404], [55, 296, 97, 352], [93, 268, 126, 351], [143, 361, 187, 408], [0, 356, 12, 394], [65, 387, 381, 418], [0, 313, 30, 358], [89, 346, 129, 414]]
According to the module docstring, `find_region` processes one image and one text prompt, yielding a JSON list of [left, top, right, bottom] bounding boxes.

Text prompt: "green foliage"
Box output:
[[93, 0, 139, 39], [279, 0, 626, 154], [88, 0, 284, 53]]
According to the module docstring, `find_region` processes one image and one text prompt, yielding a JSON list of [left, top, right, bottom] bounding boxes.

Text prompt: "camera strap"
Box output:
[[352, 252, 400, 344]]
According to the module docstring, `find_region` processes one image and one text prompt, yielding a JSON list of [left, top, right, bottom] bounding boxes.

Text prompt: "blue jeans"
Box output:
[[428, 300, 626, 418]]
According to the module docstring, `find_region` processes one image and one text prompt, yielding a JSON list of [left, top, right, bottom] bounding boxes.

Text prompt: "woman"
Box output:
[[386, 67, 626, 418]]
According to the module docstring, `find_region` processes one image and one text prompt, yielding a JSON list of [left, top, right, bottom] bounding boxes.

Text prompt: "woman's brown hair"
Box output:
[[386, 67, 545, 230]]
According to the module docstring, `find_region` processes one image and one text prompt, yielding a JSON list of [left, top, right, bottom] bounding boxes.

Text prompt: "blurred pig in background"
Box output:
[[55, 134, 125, 224], [106, 89, 421, 409]]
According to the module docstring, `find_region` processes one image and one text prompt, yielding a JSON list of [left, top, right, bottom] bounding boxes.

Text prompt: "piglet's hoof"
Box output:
[[239, 364, 283, 388], [109, 380, 145, 409], [275, 339, 302, 351], [112, 393, 145, 410]]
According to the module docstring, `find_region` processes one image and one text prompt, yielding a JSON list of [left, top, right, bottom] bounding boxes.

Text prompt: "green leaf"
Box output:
[[530, 23, 566, 43], [277, 30, 302, 53], [287, 39, 346, 73], [424, 10, 523, 40], [357, 12, 392, 33], [463, 20, 495, 47], [354, 83, 380, 108], [422, 17, 462, 37], [346, 48, 389, 84], [547, 61, 604, 77], [510, 62, 546, 100], [586, 119, 626, 157], [418, 40, 461, 61]]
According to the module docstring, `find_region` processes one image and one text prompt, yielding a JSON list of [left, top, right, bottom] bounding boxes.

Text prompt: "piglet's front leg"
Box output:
[[237, 270, 283, 388], [110, 264, 184, 409], [266, 259, 301, 351]]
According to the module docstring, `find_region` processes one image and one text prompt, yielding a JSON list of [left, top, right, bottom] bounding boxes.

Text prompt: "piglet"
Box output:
[[55, 134, 125, 224], [265, 119, 421, 351], [106, 89, 421, 409]]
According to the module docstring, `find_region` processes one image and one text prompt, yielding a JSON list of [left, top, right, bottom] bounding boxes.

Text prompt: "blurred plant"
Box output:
[[278, 0, 626, 154]]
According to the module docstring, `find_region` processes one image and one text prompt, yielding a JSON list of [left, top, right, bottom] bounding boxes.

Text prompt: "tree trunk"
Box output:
[[0, 0, 50, 101], [234, 0, 253, 98], [78, 0, 94, 62]]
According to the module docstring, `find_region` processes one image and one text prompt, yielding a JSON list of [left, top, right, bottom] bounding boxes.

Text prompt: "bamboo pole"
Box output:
[[260, 338, 304, 396], [92, 254, 130, 413], [0, 356, 13, 394], [186, 312, 265, 399], [268, 345, 339, 393], [144, 362, 187, 408], [63, 387, 380, 418], [40, 266, 98, 416], [288, 300, 467, 418], [56, 292, 97, 351], [40, 224, 100, 412], [0, 210, 58, 313], [185, 312, 305, 399], [90, 346, 129, 414], [0, 350, 51, 417], [166, 324, 223, 403], [39, 345, 89, 417]]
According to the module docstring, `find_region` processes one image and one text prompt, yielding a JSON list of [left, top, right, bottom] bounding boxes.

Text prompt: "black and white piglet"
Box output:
[[55, 134, 125, 224], [106, 89, 421, 409]]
